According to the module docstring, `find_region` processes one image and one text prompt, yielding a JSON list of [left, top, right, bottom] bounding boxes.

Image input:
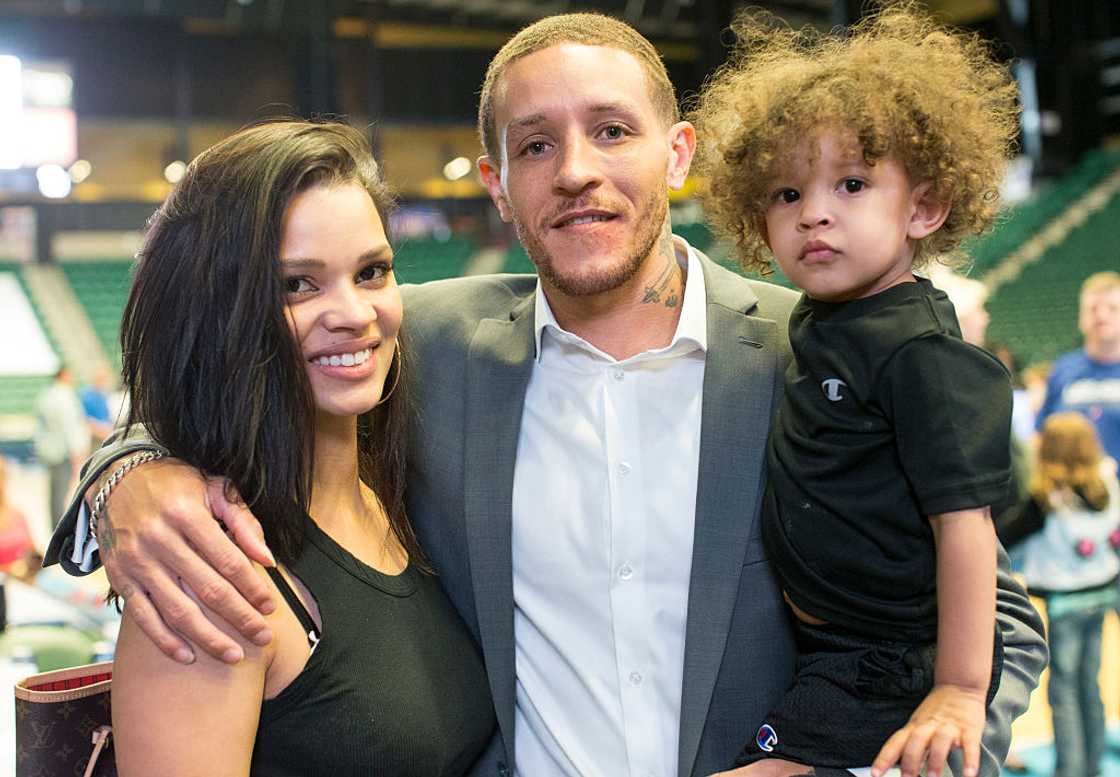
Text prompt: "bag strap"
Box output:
[[83, 726, 112, 777], [265, 566, 321, 651]]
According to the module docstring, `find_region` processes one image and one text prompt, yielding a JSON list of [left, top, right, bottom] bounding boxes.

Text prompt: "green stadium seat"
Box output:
[[986, 182, 1120, 365], [60, 261, 134, 366], [963, 148, 1120, 276], [394, 236, 475, 284]]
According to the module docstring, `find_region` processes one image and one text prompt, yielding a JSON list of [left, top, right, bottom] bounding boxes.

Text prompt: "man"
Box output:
[[47, 14, 1044, 777], [34, 365, 89, 526], [1036, 271, 1120, 460]]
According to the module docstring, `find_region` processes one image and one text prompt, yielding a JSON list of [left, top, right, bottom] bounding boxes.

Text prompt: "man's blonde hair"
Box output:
[[478, 13, 679, 162], [1082, 271, 1120, 296]]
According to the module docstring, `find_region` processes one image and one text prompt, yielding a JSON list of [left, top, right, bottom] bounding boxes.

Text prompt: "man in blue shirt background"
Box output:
[[1037, 271, 1120, 461]]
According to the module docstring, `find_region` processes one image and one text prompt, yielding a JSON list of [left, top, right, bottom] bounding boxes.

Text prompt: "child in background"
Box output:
[[691, 4, 1020, 777], [1018, 413, 1120, 777]]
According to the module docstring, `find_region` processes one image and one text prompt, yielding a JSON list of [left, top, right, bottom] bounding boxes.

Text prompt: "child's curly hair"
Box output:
[[689, 2, 1019, 275]]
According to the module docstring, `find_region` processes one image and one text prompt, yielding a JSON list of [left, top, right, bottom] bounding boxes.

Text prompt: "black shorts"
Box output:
[[735, 621, 1003, 769]]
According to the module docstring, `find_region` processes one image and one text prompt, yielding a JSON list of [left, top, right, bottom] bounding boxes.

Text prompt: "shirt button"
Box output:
[[629, 671, 643, 685], [617, 461, 631, 476], [618, 564, 633, 580], [612, 368, 625, 381]]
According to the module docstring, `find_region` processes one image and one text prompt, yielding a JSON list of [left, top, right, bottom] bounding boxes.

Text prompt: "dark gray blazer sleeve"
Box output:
[[972, 546, 1046, 777], [43, 425, 169, 574]]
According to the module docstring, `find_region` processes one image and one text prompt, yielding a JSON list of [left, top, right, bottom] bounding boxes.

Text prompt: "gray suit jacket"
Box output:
[[47, 252, 1045, 777]]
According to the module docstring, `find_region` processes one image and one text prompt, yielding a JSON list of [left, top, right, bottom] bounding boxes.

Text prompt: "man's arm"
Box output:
[[709, 540, 1044, 777], [45, 426, 171, 572], [974, 544, 1046, 777], [46, 427, 279, 664]]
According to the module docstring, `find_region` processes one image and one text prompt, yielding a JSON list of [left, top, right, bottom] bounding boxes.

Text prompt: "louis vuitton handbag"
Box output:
[[14, 661, 116, 777]]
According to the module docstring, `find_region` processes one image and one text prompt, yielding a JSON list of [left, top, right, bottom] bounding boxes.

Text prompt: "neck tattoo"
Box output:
[[641, 224, 682, 308]]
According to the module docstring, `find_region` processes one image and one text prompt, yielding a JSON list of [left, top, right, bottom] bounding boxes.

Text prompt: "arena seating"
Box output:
[[0, 376, 54, 418], [393, 236, 475, 284], [502, 243, 535, 274], [672, 222, 716, 255], [986, 174, 1120, 366], [964, 147, 1120, 277], [13, 147, 1115, 416], [0, 263, 60, 417], [58, 261, 133, 366]]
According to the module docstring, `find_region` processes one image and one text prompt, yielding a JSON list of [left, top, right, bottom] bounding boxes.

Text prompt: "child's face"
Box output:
[[763, 130, 935, 302]]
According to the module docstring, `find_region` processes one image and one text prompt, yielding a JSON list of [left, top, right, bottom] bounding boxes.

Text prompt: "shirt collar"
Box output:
[[532, 236, 709, 363]]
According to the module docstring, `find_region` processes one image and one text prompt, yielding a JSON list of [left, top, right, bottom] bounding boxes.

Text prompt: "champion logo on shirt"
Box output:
[[821, 378, 847, 402], [756, 723, 778, 752]]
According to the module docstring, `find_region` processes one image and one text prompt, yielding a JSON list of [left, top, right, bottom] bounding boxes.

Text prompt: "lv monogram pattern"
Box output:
[[15, 662, 116, 777]]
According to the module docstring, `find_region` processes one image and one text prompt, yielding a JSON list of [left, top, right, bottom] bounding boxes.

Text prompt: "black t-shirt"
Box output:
[[251, 516, 496, 776], [762, 279, 1012, 642]]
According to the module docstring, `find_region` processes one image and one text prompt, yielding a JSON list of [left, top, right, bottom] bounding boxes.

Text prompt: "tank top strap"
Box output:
[[266, 566, 321, 650]]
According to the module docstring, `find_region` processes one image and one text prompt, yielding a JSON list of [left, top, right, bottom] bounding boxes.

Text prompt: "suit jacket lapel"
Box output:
[[678, 257, 782, 777], [464, 293, 536, 768]]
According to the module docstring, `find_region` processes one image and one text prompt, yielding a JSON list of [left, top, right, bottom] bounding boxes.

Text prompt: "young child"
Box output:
[[690, 5, 1021, 777], [1018, 413, 1120, 777]]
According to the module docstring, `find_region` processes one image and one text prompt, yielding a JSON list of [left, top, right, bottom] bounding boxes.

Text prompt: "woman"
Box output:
[[110, 120, 495, 775]]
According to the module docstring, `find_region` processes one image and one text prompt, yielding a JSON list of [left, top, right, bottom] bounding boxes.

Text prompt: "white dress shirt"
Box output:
[[512, 241, 708, 777]]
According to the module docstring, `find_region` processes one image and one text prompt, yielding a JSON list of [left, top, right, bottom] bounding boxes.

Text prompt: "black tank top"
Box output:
[[250, 516, 495, 776]]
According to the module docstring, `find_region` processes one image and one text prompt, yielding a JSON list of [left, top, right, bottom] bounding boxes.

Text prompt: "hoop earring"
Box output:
[[376, 344, 402, 407]]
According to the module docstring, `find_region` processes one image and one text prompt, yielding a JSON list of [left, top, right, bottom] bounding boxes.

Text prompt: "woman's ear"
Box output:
[[907, 182, 951, 240]]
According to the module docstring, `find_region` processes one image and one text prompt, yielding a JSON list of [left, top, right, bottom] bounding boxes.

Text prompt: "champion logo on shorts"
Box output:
[[756, 723, 778, 753]]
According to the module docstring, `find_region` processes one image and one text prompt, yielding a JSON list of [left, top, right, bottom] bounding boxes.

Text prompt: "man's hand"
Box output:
[[871, 683, 987, 777], [95, 458, 278, 664]]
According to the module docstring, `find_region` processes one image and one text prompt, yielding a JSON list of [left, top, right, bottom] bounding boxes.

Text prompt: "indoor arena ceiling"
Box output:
[[0, 0, 837, 41]]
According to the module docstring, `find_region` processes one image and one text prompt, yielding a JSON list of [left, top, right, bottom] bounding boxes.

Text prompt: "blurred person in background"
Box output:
[[79, 365, 117, 446], [1022, 363, 1052, 426], [33, 366, 89, 527], [989, 342, 1035, 446], [1037, 271, 1120, 460], [0, 456, 34, 631], [929, 266, 991, 348], [934, 270, 1032, 549], [1016, 413, 1119, 777]]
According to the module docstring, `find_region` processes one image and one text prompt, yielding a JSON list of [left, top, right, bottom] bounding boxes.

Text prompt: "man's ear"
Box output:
[[665, 121, 697, 191], [478, 155, 513, 223], [907, 182, 951, 240]]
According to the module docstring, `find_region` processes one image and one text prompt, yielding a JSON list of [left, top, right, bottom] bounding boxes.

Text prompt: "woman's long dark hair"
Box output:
[[121, 120, 422, 568]]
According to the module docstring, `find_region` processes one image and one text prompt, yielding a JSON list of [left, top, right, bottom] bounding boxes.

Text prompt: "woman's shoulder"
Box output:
[[111, 562, 298, 775]]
